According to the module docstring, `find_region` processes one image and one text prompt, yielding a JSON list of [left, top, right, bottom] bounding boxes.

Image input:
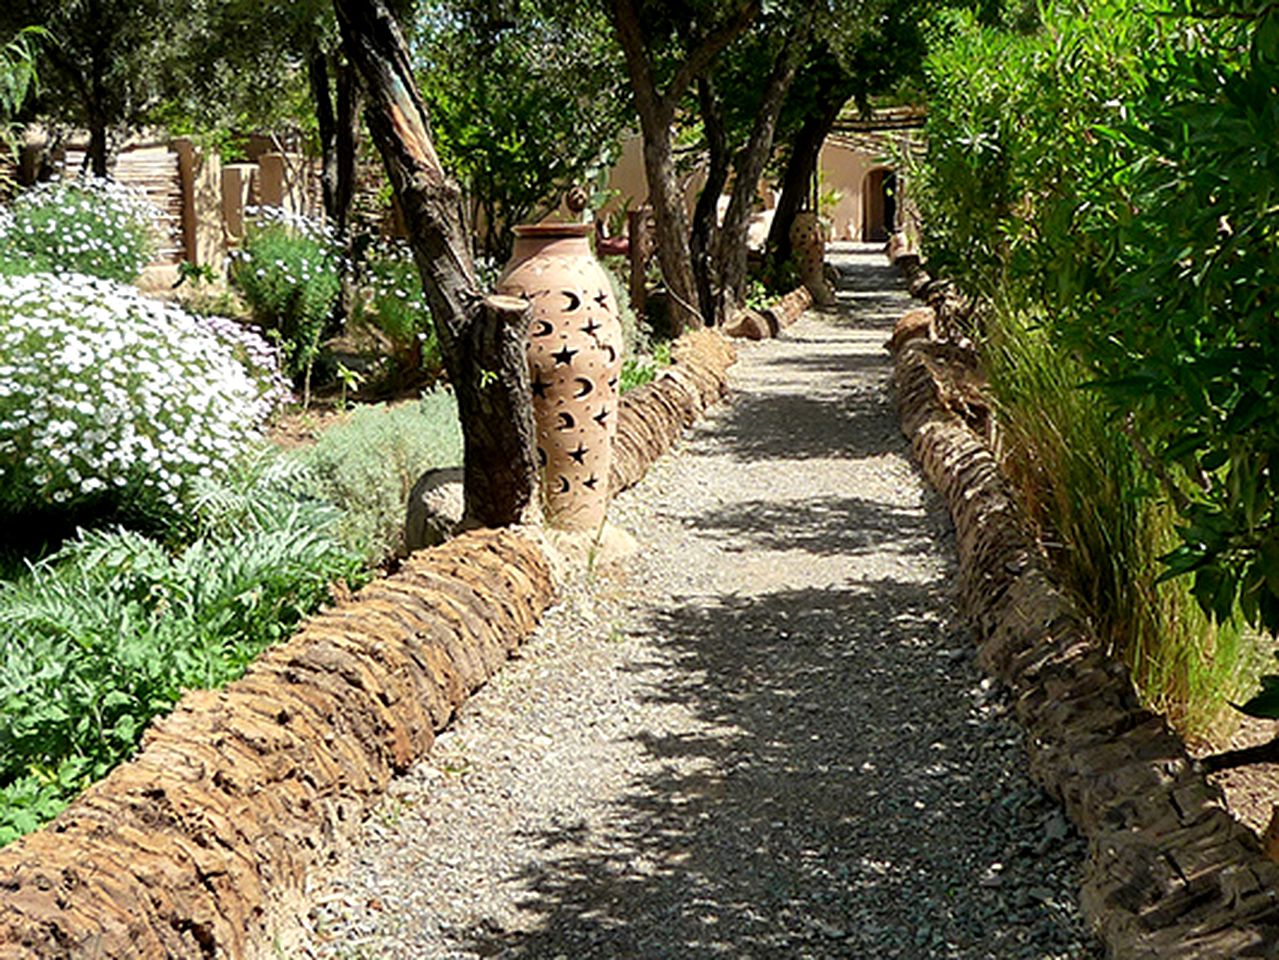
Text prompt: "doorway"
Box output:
[[861, 167, 897, 242]]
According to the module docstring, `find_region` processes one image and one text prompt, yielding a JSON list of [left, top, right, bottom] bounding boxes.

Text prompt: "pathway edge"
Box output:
[[893, 333, 1279, 958], [0, 331, 736, 960]]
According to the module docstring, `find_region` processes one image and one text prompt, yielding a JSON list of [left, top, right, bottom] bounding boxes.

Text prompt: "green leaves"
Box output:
[[414, 0, 629, 260], [0, 465, 364, 847], [920, 0, 1279, 638]]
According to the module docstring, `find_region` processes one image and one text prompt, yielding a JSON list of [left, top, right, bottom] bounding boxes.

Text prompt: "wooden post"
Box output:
[[627, 205, 654, 320]]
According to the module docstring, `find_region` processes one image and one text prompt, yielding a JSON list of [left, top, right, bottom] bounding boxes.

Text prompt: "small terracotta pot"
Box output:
[[498, 223, 624, 531]]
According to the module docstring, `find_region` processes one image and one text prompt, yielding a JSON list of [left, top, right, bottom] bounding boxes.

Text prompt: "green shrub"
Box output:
[[229, 206, 341, 401], [913, 1, 1262, 732], [0, 461, 363, 845], [352, 239, 444, 385], [0, 272, 288, 538], [0, 177, 158, 282], [619, 340, 671, 394], [290, 391, 464, 563], [983, 308, 1246, 731]]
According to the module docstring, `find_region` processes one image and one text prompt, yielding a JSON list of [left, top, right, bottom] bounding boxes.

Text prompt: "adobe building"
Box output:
[[600, 104, 924, 251]]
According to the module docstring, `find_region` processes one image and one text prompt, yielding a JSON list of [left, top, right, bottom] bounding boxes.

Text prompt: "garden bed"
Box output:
[[0, 329, 736, 960]]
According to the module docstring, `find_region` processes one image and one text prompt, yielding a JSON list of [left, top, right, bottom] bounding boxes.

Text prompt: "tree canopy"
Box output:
[[0, 0, 201, 175], [415, 0, 631, 261]]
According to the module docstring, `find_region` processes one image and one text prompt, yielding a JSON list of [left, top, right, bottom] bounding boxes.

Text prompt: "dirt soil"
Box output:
[[1198, 716, 1279, 839]]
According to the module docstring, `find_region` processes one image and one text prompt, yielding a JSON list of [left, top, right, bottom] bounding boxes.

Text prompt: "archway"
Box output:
[[861, 167, 897, 242]]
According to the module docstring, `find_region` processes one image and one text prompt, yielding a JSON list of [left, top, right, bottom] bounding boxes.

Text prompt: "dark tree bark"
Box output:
[[307, 48, 338, 218], [307, 47, 362, 237], [87, 118, 109, 178], [333, 58, 362, 237], [334, 0, 538, 529], [690, 76, 729, 327], [711, 25, 808, 320], [765, 86, 847, 270], [607, 0, 759, 335]]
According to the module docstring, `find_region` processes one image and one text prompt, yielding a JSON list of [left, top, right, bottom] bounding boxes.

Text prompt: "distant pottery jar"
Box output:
[[790, 211, 835, 306], [498, 223, 624, 532]]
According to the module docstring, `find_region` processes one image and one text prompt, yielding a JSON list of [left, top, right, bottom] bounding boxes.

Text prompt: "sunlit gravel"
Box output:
[[296, 245, 1102, 960]]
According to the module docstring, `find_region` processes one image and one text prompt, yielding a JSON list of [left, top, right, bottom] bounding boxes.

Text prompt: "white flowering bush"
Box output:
[[352, 238, 443, 382], [229, 206, 341, 399], [0, 272, 287, 522], [0, 177, 158, 282]]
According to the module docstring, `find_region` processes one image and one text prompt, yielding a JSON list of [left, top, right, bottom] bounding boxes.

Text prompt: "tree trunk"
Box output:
[[87, 118, 109, 178], [87, 45, 110, 178], [334, 57, 362, 238], [607, 0, 760, 335], [309, 48, 362, 237], [765, 90, 846, 271], [307, 46, 339, 222], [640, 120, 701, 334], [712, 30, 806, 320], [335, 0, 538, 528], [609, 0, 700, 334], [691, 76, 729, 326]]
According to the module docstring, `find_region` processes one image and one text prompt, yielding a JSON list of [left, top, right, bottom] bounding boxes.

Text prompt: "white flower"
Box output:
[[0, 272, 284, 513]]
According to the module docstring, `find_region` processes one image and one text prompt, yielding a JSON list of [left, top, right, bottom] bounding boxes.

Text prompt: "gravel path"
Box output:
[[298, 246, 1101, 959]]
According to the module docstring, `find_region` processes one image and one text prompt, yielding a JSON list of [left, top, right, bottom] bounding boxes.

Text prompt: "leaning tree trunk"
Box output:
[[691, 76, 730, 326], [334, 0, 539, 528], [765, 89, 846, 270], [712, 28, 806, 321]]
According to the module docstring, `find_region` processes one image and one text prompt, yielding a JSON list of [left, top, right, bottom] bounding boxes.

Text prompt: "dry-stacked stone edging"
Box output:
[[610, 328, 736, 494], [894, 334, 1279, 958], [0, 330, 737, 960], [0, 530, 553, 958], [722, 286, 813, 341]]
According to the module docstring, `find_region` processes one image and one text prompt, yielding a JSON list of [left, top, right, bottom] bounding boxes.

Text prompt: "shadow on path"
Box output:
[[460, 576, 1083, 959], [455, 253, 1090, 960], [696, 493, 940, 560]]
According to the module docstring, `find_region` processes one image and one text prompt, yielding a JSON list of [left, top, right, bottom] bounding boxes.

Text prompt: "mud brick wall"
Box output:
[[894, 337, 1279, 959], [0, 530, 554, 960], [610, 328, 736, 495]]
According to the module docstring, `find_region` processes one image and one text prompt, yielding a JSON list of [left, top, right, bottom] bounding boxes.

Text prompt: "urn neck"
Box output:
[[508, 223, 593, 269]]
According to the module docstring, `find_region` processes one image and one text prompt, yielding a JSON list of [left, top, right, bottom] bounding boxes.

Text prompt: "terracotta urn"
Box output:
[[790, 210, 835, 306], [498, 223, 624, 532]]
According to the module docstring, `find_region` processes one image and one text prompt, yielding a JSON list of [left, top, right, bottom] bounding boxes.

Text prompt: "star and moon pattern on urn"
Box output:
[[522, 275, 623, 529]]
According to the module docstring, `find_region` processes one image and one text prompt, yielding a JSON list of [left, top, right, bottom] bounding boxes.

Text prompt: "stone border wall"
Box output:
[[722, 286, 813, 341], [894, 334, 1279, 958], [0, 330, 737, 959], [611, 329, 736, 494]]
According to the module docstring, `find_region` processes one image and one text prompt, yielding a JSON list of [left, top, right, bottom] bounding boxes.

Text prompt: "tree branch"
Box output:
[[1202, 734, 1279, 772], [607, 0, 669, 128], [670, 0, 761, 103]]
